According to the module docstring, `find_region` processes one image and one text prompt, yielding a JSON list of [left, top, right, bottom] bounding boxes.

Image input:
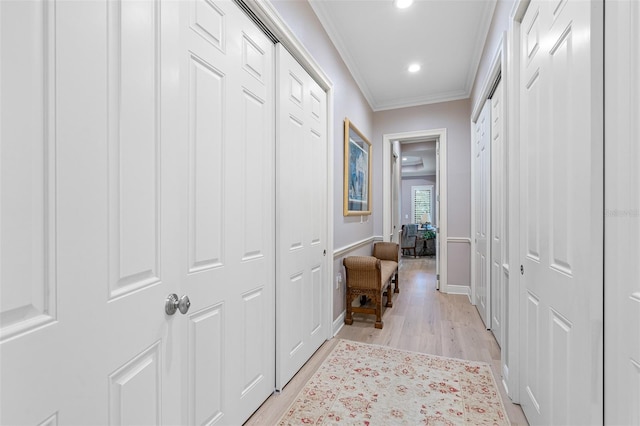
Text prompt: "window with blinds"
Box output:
[[411, 185, 433, 224]]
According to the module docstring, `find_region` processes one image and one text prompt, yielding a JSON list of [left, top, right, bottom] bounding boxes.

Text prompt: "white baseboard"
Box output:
[[445, 284, 471, 299], [502, 378, 510, 397], [333, 310, 345, 336], [501, 363, 510, 397]]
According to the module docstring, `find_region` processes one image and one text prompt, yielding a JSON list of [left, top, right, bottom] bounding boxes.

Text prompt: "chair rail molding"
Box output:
[[333, 236, 376, 258], [447, 237, 471, 244]]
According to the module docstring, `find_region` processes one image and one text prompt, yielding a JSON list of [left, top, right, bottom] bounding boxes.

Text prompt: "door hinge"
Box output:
[[436, 274, 440, 281], [520, 265, 524, 275]]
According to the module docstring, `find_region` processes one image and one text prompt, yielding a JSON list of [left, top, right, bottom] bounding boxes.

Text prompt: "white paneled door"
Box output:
[[473, 100, 491, 329], [0, 1, 116, 423], [490, 80, 504, 347], [1, 0, 275, 424], [519, 0, 603, 424], [174, 0, 276, 423], [276, 45, 328, 390]]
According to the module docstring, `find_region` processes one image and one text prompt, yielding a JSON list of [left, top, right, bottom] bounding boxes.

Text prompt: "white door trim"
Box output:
[[240, 0, 335, 341], [471, 31, 518, 398], [471, 33, 505, 122], [382, 129, 448, 293], [502, 0, 530, 405], [605, 1, 640, 423]]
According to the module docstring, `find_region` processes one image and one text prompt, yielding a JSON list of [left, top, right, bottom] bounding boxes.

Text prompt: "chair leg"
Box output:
[[345, 289, 353, 325], [374, 294, 383, 329], [385, 282, 393, 308]]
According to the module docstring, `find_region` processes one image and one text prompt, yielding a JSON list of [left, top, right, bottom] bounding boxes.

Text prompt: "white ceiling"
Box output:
[[400, 140, 437, 177], [309, 0, 497, 111]]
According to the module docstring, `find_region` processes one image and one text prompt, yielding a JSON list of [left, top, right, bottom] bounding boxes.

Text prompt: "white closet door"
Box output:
[[276, 44, 328, 390], [519, 0, 603, 424], [474, 100, 491, 329], [173, 0, 276, 423], [0, 1, 85, 422], [605, 1, 640, 424], [490, 80, 504, 346], [1, 0, 184, 423], [1, 1, 275, 424]]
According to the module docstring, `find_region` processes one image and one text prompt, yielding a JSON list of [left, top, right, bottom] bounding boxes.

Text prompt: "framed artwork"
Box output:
[[343, 118, 372, 216]]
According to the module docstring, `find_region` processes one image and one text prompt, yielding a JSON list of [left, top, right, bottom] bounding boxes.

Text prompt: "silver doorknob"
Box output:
[[165, 294, 191, 315]]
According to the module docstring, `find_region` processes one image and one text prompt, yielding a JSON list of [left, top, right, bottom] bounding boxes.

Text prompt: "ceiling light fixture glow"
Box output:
[[408, 63, 421, 73], [393, 0, 414, 9], [402, 157, 408, 161]]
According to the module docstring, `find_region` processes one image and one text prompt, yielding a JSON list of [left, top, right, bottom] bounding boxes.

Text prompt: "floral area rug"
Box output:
[[278, 339, 510, 425]]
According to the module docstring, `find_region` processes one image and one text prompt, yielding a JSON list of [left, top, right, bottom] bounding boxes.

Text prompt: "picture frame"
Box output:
[[343, 118, 372, 216]]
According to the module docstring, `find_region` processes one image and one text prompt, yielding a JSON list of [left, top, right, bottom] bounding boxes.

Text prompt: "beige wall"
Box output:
[[373, 100, 472, 287]]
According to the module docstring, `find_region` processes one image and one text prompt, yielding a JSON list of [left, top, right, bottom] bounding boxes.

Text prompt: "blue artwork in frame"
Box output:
[[343, 118, 372, 215]]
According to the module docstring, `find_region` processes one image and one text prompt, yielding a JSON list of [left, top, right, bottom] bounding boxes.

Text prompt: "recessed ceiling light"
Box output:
[[393, 0, 414, 9], [408, 63, 421, 73]]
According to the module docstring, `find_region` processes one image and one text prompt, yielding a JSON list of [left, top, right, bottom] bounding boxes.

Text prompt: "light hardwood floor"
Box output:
[[245, 256, 528, 425]]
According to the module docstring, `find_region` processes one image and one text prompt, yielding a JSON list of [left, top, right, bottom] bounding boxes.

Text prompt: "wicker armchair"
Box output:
[[343, 242, 399, 329]]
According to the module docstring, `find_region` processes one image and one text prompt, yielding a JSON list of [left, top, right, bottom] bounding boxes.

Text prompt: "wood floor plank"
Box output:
[[245, 256, 528, 425]]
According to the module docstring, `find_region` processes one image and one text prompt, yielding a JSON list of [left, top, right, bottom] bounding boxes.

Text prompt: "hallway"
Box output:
[[246, 256, 527, 425]]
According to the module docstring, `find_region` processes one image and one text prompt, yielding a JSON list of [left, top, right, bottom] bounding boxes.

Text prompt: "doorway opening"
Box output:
[[382, 128, 448, 293]]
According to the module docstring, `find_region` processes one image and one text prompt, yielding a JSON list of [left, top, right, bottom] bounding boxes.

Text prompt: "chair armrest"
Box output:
[[343, 256, 382, 291], [343, 256, 380, 271]]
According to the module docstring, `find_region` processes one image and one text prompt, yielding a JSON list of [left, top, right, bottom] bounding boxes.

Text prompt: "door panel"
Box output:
[[107, 0, 161, 299], [108, 342, 162, 425], [276, 44, 328, 390], [0, 0, 56, 342], [188, 305, 224, 424], [519, 1, 603, 424], [0, 2, 65, 423], [474, 101, 491, 329], [187, 55, 224, 274]]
